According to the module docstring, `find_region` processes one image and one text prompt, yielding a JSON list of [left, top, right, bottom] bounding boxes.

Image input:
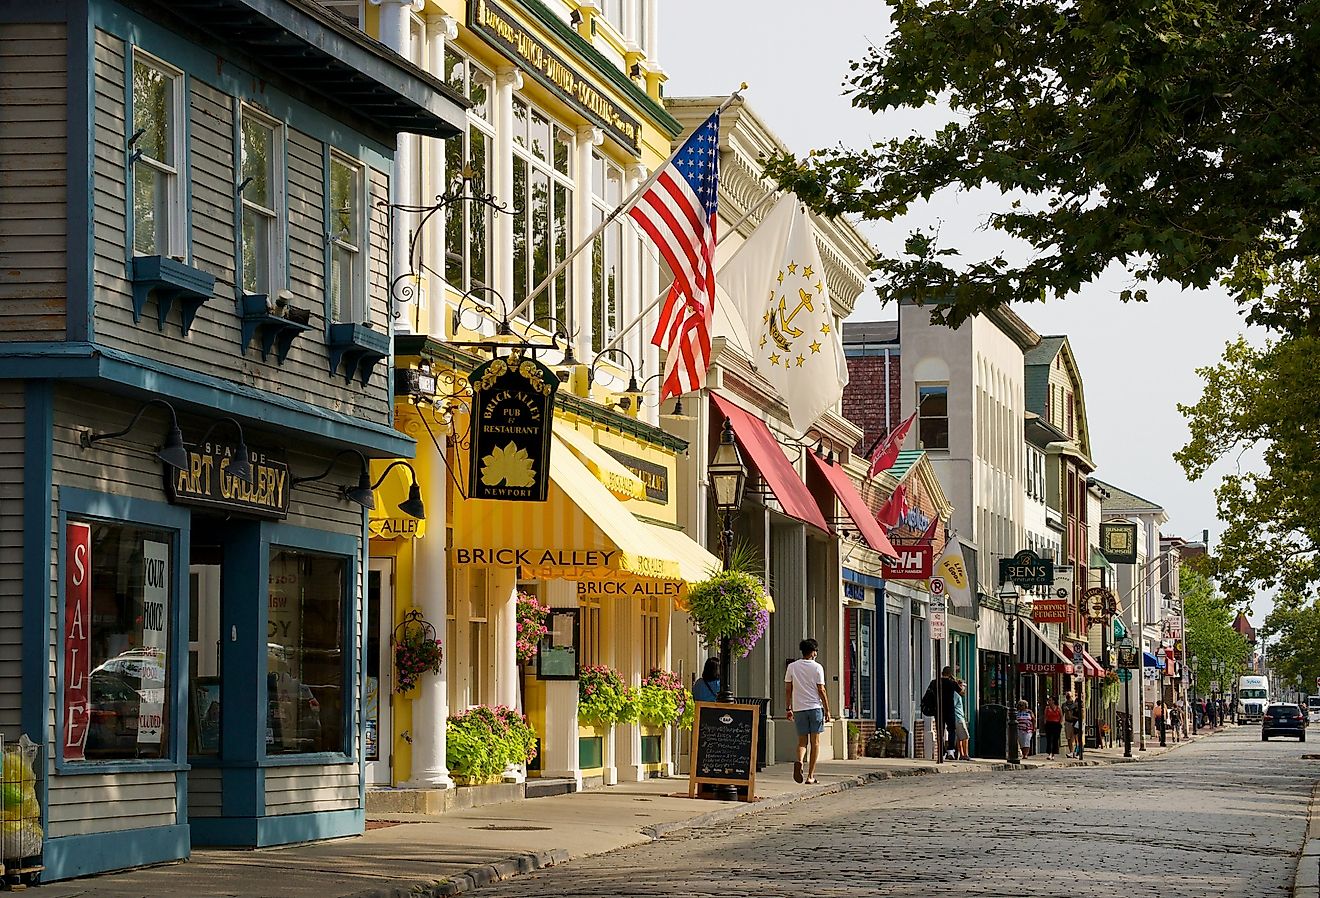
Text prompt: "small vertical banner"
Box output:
[[137, 539, 170, 745], [63, 522, 92, 761]]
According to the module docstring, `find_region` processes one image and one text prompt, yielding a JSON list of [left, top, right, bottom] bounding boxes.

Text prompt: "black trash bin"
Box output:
[[733, 696, 770, 771], [977, 704, 1009, 759]]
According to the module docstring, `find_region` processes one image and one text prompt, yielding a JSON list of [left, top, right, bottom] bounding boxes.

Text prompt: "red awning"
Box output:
[[808, 453, 897, 558], [1063, 644, 1105, 678], [711, 395, 828, 531]]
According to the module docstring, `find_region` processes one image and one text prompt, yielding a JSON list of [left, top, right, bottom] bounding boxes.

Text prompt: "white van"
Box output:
[[1238, 676, 1270, 721], [1307, 696, 1320, 725]]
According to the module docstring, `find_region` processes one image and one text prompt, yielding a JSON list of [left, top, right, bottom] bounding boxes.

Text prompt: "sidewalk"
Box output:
[[35, 734, 1220, 898]]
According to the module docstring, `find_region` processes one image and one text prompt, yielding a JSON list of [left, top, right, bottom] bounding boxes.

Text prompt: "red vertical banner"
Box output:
[[63, 521, 92, 761]]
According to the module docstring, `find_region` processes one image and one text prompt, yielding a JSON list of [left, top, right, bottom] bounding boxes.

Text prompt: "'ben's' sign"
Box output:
[[999, 549, 1054, 587], [468, 352, 558, 502], [166, 443, 289, 519]]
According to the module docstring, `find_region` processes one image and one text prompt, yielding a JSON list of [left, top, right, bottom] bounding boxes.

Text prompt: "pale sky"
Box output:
[[662, 2, 1267, 620]]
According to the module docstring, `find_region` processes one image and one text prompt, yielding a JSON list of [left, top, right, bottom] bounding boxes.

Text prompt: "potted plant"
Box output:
[[865, 728, 891, 757], [578, 665, 635, 728], [446, 705, 538, 785], [635, 669, 687, 728], [393, 619, 442, 694], [846, 721, 863, 758], [684, 567, 770, 660]]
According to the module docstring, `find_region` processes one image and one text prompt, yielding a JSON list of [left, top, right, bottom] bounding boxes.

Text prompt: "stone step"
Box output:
[[366, 782, 525, 817], [525, 776, 577, 800]]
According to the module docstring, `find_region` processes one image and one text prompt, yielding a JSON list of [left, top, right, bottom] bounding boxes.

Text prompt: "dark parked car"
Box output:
[[1262, 703, 1306, 742], [86, 670, 142, 756]]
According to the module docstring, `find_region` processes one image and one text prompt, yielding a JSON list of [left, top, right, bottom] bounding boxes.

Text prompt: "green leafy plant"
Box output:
[[684, 569, 770, 659], [578, 666, 632, 727], [446, 705, 537, 782], [635, 669, 687, 727]]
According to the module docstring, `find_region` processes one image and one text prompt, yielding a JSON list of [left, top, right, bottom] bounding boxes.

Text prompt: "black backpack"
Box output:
[[920, 681, 937, 717]]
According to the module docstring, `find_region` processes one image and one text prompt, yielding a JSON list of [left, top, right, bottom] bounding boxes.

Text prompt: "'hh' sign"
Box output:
[[882, 545, 933, 580]]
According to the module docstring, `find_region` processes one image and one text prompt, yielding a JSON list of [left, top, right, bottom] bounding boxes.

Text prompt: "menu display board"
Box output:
[[688, 702, 760, 801]]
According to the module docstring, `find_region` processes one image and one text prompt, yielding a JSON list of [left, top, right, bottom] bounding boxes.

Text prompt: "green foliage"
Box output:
[[1180, 567, 1251, 680], [1176, 286, 1320, 596], [762, 0, 1320, 330], [446, 705, 538, 782], [684, 569, 770, 659], [1261, 592, 1320, 690], [635, 670, 687, 727], [578, 666, 633, 728]]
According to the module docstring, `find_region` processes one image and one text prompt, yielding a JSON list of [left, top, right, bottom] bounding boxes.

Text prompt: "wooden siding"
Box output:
[[187, 767, 221, 818], [265, 766, 359, 816], [0, 23, 68, 340], [47, 772, 176, 837], [90, 29, 392, 430], [0, 383, 22, 739]]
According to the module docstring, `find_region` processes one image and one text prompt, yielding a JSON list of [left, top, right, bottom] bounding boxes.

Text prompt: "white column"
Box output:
[[374, 0, 422, 333], [425, 14, 458, 337], [573, 127, 602, 362], [645, 0, 659, 61], [542, 580, 581, 787], [489, 568, 524, 782], [614, 595, 643, 782], [494, 69, 521, 308], [403, 431, 453, 788]]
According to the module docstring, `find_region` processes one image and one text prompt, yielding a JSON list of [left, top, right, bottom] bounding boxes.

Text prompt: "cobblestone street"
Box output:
[[479, 728, 1313, 897]]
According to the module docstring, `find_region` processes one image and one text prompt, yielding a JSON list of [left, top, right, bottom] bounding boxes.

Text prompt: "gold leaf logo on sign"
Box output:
[[480, 441, 536, 488]]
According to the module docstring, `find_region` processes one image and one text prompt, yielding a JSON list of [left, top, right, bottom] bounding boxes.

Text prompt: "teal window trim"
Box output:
[[53, 487, 192, 778], [258, 520, 361, 765]]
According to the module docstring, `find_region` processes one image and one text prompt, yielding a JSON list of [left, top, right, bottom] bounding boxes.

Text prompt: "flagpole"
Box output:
[[508, 84, 748, 323], [595, 188, 778, 359]]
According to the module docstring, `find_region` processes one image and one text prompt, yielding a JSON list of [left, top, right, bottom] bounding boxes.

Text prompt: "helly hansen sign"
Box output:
[[883, 545, 933, 580], [999, 549, 1054, 587]]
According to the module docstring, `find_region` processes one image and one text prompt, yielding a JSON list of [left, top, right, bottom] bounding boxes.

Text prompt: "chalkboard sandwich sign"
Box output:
[[688, 701, 761, 802]]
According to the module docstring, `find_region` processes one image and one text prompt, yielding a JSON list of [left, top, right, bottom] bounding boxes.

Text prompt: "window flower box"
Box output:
[[131, 255, 216, 336], [327, 322, 389, 386], [239, 293, 313, 363]]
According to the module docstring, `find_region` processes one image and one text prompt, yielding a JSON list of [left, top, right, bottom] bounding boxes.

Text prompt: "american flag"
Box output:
[[628, 112, 720, 400]]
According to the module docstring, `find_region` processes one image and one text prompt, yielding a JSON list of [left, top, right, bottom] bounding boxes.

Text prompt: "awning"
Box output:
[[808, 454, 898, 558], [638, 521, 720, 584], [1144, 651, 1160, 668], [1089, 547, 1115, 573], [1063, 644, 1105, 678], [552, 421, 648, 501], [451, 433, 679, 580], [711, 395, 828, 531], [368, 460, 426, 540], [1016, 620, 1074, 675]]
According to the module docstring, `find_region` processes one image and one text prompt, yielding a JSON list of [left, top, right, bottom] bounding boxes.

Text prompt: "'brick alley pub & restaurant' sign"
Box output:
[[469, 0, 642, 152], [468, 351, 558, 502], [165, 442, 290, 519]]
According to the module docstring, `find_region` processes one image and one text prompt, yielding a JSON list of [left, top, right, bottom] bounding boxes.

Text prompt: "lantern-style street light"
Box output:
[[708, 418, 747, 706], [999, 584, 1023, 765]]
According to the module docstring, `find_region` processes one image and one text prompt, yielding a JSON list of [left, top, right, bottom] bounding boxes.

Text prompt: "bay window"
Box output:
[[130, 53, 185, 258]]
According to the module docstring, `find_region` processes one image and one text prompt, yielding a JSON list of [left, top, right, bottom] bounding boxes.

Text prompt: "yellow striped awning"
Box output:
[[551, 421, 648, 501], [450, 433, 679, 580]]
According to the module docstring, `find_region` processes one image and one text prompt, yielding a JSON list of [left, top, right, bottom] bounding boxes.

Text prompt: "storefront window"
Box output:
[[65, 521, 173, 762], [886, 611, 901, 721], [267, 549, 346, 755]]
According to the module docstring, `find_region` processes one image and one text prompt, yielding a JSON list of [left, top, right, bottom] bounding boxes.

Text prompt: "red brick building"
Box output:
[[842, 320, 902, 456]]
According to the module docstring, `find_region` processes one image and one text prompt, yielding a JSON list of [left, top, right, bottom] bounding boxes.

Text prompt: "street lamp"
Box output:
[[1119, 636, 1134, 757], [999, 584, 1023, 765], [1191, 655, 1200, 734], [708, 418, 747, 706]]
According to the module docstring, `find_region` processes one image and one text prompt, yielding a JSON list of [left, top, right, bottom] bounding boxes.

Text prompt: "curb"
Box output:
[[340, 849, 571, 898], [1294, 781, 1320, 898]]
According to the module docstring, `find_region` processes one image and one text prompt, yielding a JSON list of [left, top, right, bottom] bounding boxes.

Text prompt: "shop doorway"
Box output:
[[188, 526, 223, 761], [366, 558, 393, 785]]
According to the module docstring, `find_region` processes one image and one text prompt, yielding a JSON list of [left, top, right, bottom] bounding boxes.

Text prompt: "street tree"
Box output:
[[1180, 567, 1251, 685], [762, 0, 1320, 330], [1260, 590, 1320, 693]]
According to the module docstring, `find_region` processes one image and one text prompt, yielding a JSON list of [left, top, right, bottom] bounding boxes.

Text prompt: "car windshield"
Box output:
[[1241, 689, 1268, 699]]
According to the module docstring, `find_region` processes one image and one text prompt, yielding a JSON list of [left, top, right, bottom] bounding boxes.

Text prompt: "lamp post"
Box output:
[[708, 418, 747, 705], [1191, 655, 1200, 734], [1119, 636, 1134, 758], [999, 584, 1022, 765]]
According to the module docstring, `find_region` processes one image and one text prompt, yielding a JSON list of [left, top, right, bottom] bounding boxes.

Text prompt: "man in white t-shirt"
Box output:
[[784, 638, 832, 784]]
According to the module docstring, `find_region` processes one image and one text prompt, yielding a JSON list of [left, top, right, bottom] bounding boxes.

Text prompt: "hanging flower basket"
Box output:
[[393, 609, 442, 694], [684, 569, 770, 659], [578, 665, 636, 727], [515, 591, 550, 666]]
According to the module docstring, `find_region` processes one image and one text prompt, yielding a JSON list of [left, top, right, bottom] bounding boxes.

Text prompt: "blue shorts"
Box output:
[[794, 707, 825, 735]]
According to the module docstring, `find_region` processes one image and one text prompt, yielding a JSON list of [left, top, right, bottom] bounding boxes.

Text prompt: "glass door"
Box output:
[[365, 559, 393, 785]]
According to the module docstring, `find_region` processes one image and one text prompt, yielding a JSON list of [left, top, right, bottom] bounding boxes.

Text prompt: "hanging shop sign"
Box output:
[[166, 443, 289, 519], [999, 549, 1054, 588], [469, 0, 642, 152], [62, 522, 93, 761], [1033, 564, 1072, 624], [1099, 522, 1139, 564], [601, 447, 669, 503], [468, 352, 559, 501], [882, 544, 934, 580], [1118, 643, 1139, 669], [1086, 586, 1118, 618]]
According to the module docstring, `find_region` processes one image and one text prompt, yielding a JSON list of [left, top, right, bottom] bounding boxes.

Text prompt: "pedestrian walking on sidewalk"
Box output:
[[1015, 700, 1036, 758], [1043, 697, 1063, 760], [1062, 692, 1081, 757], [691, 657, 721, 704], [785, 638, 831, 785], [954, 680, 971, 760], [1154, 700, 1167, 746]]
